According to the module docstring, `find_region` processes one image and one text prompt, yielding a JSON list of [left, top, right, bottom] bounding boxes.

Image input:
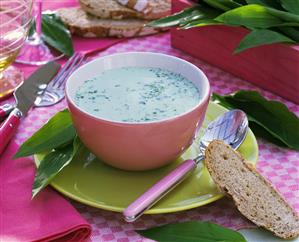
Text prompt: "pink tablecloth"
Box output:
[[8, 33, 299, 241]]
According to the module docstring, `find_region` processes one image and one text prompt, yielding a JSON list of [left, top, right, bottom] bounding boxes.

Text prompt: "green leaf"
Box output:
[[215, 4, 284, 28], [147, 6, 221, 28], [234, 29, 295, 53], [212, 91, 299, 150], [280, 0, 299, 15], [278, 26, 299, 41], [211, 93, 234, 109], [147, 0, 299, 50], [137, 221, 246, 242], [147, 6, 199, 27], [41, 13, 74, 56], [29, 19, 35, 37], [245, 0, 283, 9], [203, 0, 243, 11], [233, 0, 247, 5], [15, 109, 76, 158], [182, 19, 221, 29], [32, 137, 82, 198], [248, 122, 287, 147], [266, 7, 299, 24], [178, 7, 220, 27]]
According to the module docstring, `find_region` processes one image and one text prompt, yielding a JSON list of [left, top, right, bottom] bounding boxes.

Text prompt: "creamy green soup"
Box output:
[[74, 67, 201, 122]]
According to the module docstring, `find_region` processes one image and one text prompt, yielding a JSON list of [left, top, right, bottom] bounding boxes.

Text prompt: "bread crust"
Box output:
[[57, 7, 162, 38], [205, 140, 299, 239], [80, 0, 143, 20], [79, 0, 170, 20]]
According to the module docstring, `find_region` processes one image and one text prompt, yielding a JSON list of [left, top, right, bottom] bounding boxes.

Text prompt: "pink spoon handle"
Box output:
[[0, 109, 22, 155], [123, 159, 197, 222], [0, 104, 15, 121]]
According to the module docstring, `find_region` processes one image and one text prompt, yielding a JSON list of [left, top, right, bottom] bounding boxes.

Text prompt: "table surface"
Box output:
[[7, 33, 299, 242]]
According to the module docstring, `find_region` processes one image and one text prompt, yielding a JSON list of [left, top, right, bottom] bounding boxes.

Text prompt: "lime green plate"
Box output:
[[35, 102, 258, 214]]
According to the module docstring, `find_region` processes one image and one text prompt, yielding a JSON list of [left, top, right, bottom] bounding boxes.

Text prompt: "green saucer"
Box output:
[[35, 102, 258, 214]]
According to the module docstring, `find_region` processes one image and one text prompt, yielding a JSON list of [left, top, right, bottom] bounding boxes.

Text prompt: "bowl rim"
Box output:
[[66, 52, 210, 125]]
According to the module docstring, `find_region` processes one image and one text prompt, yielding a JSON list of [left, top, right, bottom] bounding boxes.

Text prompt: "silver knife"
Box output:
[[0, 61, 60, 154]]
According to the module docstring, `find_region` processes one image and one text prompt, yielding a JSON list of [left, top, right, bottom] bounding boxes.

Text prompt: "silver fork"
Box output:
[[35, 52, 86, 107], [0, 52, 86, 120]]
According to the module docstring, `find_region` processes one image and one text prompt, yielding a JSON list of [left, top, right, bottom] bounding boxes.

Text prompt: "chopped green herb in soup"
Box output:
[[74, 67, 201, 122]]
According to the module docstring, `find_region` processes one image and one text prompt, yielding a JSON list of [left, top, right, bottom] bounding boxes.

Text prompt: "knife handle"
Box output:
[[0, 103, 15, 121], [0, 109, 22, 155]]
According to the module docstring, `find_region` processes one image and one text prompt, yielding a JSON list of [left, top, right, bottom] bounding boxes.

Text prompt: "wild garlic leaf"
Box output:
[[15, 109, 76, 158], [182, 19, 221, 29], [147, 6, 200, 27], [280, 0, 299, 15], [147, 6, 221, 28], [28, 13, 73, 56], [278, 26, 299, 42], [32, 137, 82, 198], [266, 7, 299, 24], [245, 0, 283, 9], [203, 0, 243, 11], [42, 13, 74, 56], [215, 4, 286, 28], [178, 7, 221, 27], [233, 0, 247, 5], [137, 221, 246, 242], [234, 29, 295, 53], [212, 91, 299, 150], [150, 1, 299, 51]]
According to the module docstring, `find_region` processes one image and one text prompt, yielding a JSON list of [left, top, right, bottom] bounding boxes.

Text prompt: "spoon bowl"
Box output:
[[195, 109, 248, 163], [124, 109, 248, 222]]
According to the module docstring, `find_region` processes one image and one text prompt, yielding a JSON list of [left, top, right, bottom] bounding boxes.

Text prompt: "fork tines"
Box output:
[[50, 52, 86, 89]]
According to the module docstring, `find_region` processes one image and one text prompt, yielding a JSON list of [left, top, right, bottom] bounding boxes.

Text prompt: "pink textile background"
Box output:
[[0, 142, 91, 242], [8, 33, 299, 241]]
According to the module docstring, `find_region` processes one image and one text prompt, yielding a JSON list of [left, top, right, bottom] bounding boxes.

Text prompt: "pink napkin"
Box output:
[[0, 141, 91, 242]]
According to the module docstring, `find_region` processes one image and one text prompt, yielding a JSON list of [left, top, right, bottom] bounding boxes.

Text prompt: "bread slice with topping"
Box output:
[[57, 7, 161, 38], [205, 140, 299, 239], [79, 0, 170, 20], [79, 0, 142, 20], [116, 0, 153, 14]]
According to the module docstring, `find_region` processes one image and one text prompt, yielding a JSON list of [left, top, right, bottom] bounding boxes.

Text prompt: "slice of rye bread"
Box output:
[[205, 140, 299, 239], [57, 7, 162, 38], [79, 0, 170, 20]]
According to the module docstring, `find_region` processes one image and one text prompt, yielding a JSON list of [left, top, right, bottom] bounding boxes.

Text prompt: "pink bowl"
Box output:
[[66, 52, 210, 171]]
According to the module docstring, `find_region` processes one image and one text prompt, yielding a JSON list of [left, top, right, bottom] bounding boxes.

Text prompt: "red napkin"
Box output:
[[0, 142, 91, 242]]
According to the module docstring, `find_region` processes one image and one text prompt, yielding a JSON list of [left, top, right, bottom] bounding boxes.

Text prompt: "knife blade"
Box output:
[[0, 61, 60, 155]]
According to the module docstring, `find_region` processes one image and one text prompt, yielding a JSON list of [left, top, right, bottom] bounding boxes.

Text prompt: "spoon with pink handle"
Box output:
[[123, 109, 248, 222]]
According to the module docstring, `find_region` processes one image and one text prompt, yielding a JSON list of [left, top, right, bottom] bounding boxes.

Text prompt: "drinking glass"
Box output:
[[16, 0, 63, 65], [0, 0, 33, 99]]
